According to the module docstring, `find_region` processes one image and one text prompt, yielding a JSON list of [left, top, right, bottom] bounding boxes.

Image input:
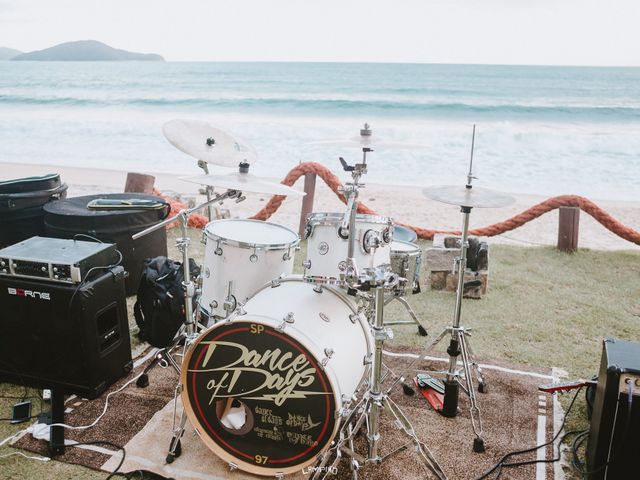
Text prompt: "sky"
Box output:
[[1, 0, 640, 66]]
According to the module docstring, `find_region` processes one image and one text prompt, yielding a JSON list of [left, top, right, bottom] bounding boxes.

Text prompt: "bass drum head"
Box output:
[[181, 320, 338, 475]]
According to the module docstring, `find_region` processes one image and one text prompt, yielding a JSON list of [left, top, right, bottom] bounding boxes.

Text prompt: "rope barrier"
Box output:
[[154, 162, 640, 246]]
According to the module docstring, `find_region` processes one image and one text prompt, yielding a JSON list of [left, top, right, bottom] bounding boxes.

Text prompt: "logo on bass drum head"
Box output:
[[183, 321, 336, 472]]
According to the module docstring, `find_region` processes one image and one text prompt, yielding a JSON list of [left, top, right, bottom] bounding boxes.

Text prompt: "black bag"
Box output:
[[134, 256, 200, 348]]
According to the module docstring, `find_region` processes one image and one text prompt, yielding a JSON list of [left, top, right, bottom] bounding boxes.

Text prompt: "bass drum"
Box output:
[[181, 277, 372, 476]]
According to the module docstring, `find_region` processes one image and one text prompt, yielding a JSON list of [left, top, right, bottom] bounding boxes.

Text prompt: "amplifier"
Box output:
[[586, 337, 640, 479], [0, 236, 118, 284], [0, 267, 132, 399]]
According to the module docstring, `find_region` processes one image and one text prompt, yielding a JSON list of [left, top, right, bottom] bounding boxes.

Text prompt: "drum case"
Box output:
[[0, 174, 68, 249], [44, 193, 169, 296]]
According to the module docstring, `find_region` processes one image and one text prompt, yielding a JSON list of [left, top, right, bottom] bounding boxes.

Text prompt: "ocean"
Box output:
[[0, 62, 639, 201]]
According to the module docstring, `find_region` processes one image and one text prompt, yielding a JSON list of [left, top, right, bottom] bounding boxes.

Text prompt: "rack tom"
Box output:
[[199, 219, 299, 319], [303, 212, 393, 284]]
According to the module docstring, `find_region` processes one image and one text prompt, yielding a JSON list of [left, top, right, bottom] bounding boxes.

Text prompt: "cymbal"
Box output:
[[163, 119, 258, 167], [423, 185, 515, 208], [308, 123, 426, 150], [180, 172, 305, 197]]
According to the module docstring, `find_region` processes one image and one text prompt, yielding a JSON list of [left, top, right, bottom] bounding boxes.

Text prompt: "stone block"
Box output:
[[444, 270, 489, 298], [427, 271, 447, 290], [424, 247, 458, 272]]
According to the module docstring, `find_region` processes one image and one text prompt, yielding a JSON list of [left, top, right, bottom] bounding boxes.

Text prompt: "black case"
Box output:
[[43, 193, 170, 296], [0, 267, 132, 399], [0, 174, 68, 248]]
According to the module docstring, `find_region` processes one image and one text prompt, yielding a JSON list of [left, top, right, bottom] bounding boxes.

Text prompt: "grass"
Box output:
[[1, 229, 638, 479]]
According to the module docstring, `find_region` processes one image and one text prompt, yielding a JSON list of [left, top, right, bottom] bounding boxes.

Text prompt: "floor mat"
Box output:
[[14, 348, 559, 479]]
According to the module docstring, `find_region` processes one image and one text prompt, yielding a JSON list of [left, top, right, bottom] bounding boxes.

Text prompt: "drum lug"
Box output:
[[363, 353, 373, 365], [228, 462, 238, 471], [275, 473, 284, 480], [282, 250, 291, 261], [363, 229, 381, 254], [270, 275, 283, 288], [313, 283, 323, 293], [349, 313, 359, 324], [277, 312, 295, 331], [321, 348, 334, 367], [383, 225, 393, 244], [302, 259, 312, 269]]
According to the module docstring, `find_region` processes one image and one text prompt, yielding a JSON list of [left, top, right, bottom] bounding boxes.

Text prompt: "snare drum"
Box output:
[[200, 219, 299, 319], [181, 277, 372, 476], [390, 240, 422, 295], [303, 212, 393, 284]]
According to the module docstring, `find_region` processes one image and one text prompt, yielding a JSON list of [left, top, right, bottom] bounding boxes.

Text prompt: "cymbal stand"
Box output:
[[197, 159, 216, 221], [132, 189, 244, 463]]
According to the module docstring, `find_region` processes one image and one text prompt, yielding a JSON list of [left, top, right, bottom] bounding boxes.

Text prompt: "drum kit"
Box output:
[[132, 121, 514, 479]]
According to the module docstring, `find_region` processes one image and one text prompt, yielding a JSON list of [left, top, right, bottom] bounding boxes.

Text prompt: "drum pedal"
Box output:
[[413, 377, 444, 413]]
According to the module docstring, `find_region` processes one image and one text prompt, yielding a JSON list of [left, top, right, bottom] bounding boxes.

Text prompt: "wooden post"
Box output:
[[298, 173, 316, 237], [557, 207, 580, 252], [124, 172, 155, 194]]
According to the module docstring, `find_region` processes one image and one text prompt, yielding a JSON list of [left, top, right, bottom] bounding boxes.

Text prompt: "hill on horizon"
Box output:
[[11, 40, 164, 61], [0, 47, 22, 60]]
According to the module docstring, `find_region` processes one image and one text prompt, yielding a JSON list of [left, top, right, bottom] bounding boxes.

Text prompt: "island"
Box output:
[[9, 40, 164, 61], [0, 47, 22, 60]]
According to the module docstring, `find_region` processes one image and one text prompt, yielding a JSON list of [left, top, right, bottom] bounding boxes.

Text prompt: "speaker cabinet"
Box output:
[[0, 267, 132, 399], [586, 337, 640, 479]]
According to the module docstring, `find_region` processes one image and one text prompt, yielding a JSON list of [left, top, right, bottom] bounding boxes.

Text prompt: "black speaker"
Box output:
[[586, 337, 640, 479], [0, 267, 132, 399]]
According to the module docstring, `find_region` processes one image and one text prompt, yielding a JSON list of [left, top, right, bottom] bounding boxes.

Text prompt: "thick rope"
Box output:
[[154, 162, 640, 246], [249, 162, 640, 246]]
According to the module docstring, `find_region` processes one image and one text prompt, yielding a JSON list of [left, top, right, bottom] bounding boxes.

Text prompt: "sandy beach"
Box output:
[[1, 161, 638, 251]]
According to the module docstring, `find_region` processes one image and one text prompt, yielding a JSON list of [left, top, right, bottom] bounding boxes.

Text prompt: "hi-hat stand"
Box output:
[[314, 140, 447, 479], [414, 126, 514, 453]]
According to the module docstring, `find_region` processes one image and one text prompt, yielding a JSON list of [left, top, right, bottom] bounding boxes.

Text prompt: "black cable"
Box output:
[[66, 249, 123, 322], [474, 387, 584, 480], [571, 383, 633, 478], [70, 440, 126, 479]]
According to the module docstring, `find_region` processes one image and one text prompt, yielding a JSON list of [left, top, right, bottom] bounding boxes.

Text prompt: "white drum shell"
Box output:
[[232, 277, 372, 404], [200, 219, 299, 318], [304, 213, 393, 283]]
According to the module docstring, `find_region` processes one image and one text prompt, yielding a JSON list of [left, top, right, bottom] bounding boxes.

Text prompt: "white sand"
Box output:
[[1, 161, 638, 251]]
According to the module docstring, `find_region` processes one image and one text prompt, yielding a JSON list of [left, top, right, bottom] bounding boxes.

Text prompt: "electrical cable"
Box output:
[[30, 371, 142, 438], [474, 386, 584, 480], [571, 380, 634, 477]]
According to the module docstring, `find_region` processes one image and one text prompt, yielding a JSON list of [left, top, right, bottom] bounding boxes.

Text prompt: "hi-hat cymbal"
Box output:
[[308, 123, 426, 150], [423, 185, 515, 208], [180, 172, 305, 197], [163, 119, 258, 167]]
